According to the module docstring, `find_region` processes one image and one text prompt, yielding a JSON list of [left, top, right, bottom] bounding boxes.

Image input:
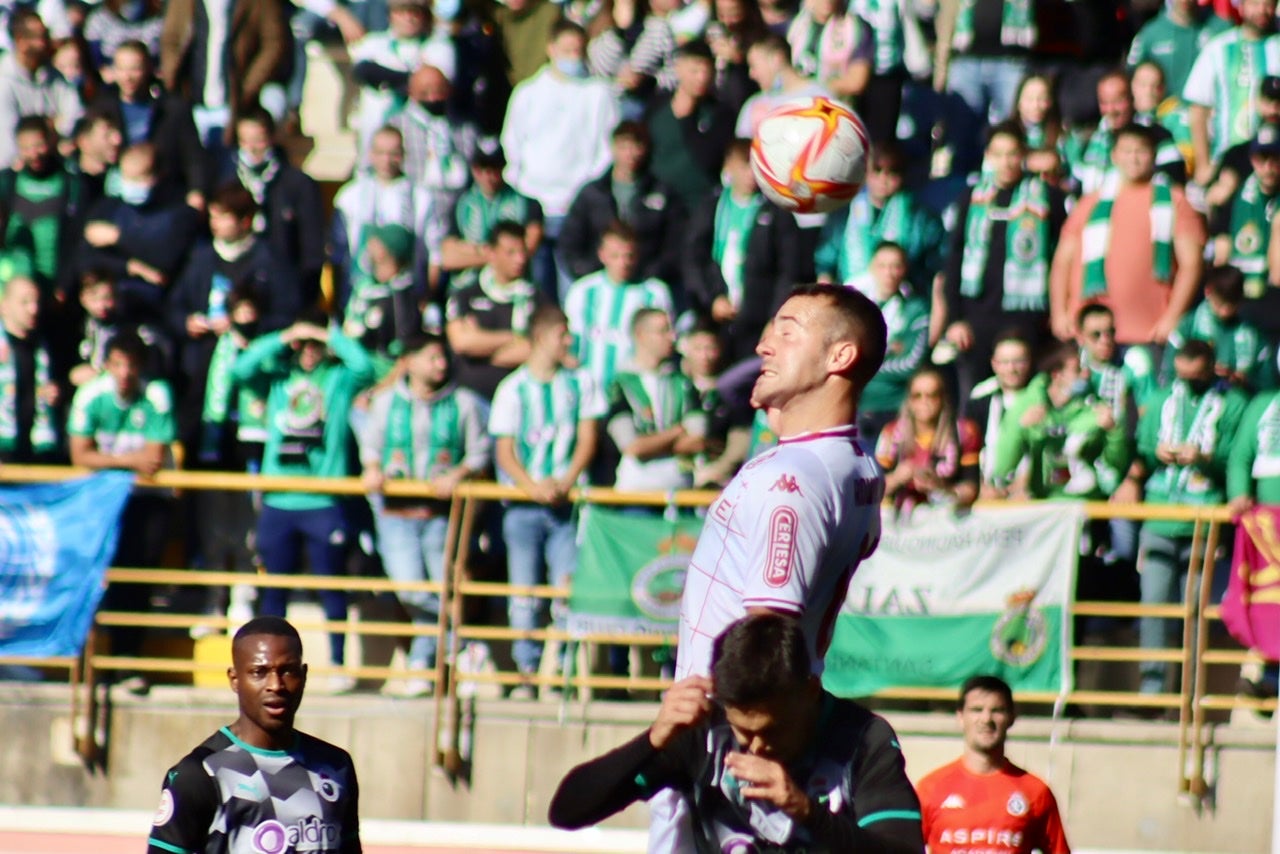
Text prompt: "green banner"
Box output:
[[567, 507, 703, 636]]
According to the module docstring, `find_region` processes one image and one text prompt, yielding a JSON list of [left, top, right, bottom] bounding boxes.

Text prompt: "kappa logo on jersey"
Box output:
[[251, 816, 342, 854], [769, 474, 803, 495], [940, 793, 966, 809], [1007, 791, 1029, 817], [765, 506, 798, 587]]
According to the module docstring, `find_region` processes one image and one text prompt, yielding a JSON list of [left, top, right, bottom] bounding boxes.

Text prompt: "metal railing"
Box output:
[[0, 465, 1270, 793]]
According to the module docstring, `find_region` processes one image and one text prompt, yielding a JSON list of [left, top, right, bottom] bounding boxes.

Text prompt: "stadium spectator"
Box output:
[[68, 329, 176, 693], [0, 275, 59, 463], [564, 221, 675, 396], [645, 39, 736, 211], [1207, 76, 1280, 208], [1065, 70, 1186, 195], [816, 141, 945, 291], [784, 0, 871, 102], [83, 0, 164, 70], [0, 10, 84, 169], [92, 40, 206, 209], [1163, 266, 1274, 392], [1008, 73, 1066, 181], [1131, 61, 1194, 179], [559, 121, 684, 288], [1210, 125, 1280, 302], [500, 20, 620, 299], [601, 307, 704, 490], [489, 304, 603, 695], [69, 269, 121, 387], [1183, 0, 1279, 187], [965, 330, 1034, 494], [994, 341, 1130, 500], [735, 33, 829, 138], [855, 242, 930, 439], [350, 0, 456, 157], [331, 125, 439, 312], [68, 108, 123, 211], [683, 139, 800, 364], [1127, 0, 1230, 100], [915, 675, 1071, 854], [550, 613, 926, 851], [440, 143, 543, 295], [341, 223, 427, 377], [1076, 302, 1156, 428], [440, 0, 512, 136], [159, 0, 291, 159], [360, 332, 491, 696], [1050, 124, 1205, 347], [169, 182, 301, 447], [224, 108, 326, 306], [586, 0, 678, 116], [494, 0, 563, 86], [234, 313, 377, 692], [877, 366, 980, 513], [944, 122, 1064, 402], [704, 0, 767, 117], [681, 318, 749, 488], [1132, 339, 1246, 697], [850, 0, 918, 144], [445, 220, 543, 399], [72, 142, 202, 321]]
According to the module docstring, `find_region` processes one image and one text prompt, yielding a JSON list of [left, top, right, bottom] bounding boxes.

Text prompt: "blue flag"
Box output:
[[0, 471, 134, 656]]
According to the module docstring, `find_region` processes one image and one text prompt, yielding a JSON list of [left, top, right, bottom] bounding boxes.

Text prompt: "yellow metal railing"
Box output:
[[0, 465, 1265, 793]]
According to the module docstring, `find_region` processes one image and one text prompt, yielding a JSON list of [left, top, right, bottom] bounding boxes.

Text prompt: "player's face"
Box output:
[[724, 683, 814, 764], [753, 295, 848, 409], [1077, 312, 1116, 363], [230, 634, 308, 743], [958, 688, 1014, 756]]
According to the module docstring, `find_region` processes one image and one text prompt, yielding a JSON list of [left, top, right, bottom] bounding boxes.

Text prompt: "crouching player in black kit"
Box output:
[[549, 614, 923, 852], [147, 617, 361, 854]]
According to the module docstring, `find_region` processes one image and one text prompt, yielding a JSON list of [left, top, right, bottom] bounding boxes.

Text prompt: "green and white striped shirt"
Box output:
[[1183, 28, 1280, 159], [489, 366, 607, 482], [563, 272, 674, 396]]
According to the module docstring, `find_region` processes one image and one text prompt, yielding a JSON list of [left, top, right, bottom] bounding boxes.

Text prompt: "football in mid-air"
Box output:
[[749, 96, 870, 214]]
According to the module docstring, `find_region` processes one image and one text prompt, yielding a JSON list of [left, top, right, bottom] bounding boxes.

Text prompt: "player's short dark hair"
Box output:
[[986, 119, 1027, 152], [1176, 337, 1215, 364], [529, 304, 568, 338], [712, 614, 810, 707], [549, 18, 586, 43], [1203, 265, 1245, 304], [958, 674, 1015, 712], [601, 219, 638, 247], [1112, 122, 1156, 152], [209, 181, 259, 220], [1038, 340, 1080, 377], [1076, 301, 1113, 328], [114, 39, 152, 64], [15, 114, 52, 140], [786, 283, 888, 395], [105, 330, 148, 364], [488, 219, 527, 247], [233, 617, 303, 653]]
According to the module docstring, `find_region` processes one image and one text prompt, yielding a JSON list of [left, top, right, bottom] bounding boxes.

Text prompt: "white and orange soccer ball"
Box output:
[[749, 96, 870, 214]]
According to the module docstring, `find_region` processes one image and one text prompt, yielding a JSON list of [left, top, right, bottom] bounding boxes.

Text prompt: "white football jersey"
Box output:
[[675, 424, 884, 680]]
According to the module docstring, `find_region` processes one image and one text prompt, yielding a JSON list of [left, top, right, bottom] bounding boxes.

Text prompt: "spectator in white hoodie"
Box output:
[[501, 19, 620, 301]]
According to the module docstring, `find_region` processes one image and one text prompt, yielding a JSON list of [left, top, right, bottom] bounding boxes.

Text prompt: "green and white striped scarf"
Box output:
[[382, 384, 461, 480], [1081, 174, 1173, 299], [0, 327, 55, 453], [839, 190, 913, 285], [855, 0, 904, 73], [1155, 380, 1226, 496], [1253, 393, 1280, 479], [953, 0, 1035, 52], [612, 369, 696, 434], [1228, 173, 1278, 297], [958, 176, 1051, 311], [712, 192, 764, 308]]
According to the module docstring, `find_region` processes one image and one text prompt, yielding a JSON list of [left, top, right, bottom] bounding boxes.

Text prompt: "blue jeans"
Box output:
[[257, 504, 349, 665], [374, 510, 449, 669], [531, 215, 573, 305], [503, 504, 578, 673], [945, 55, 1027, 175]]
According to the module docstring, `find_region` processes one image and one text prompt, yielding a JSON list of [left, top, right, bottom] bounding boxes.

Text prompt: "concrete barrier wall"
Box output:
[[1, 685, 1273, 852]]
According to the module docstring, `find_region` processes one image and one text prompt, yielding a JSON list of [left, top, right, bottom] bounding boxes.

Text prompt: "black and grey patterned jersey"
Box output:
[[549, 692, 924, 853], [147, 726, 361, 854]]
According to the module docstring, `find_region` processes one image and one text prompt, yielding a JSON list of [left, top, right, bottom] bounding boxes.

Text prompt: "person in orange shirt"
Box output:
[[915, 675, 1071, 854]]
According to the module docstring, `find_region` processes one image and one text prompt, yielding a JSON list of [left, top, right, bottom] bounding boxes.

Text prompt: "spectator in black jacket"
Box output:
[[70, 142, 202, 324], [645, 39, 736, 212], [68, 107, 123, 212], [683, 139, 799, 363], [93, 39, 207, 209], [221, 107, 325, 305], [558, 121, 685, 292], [167, 181, 301, 444]]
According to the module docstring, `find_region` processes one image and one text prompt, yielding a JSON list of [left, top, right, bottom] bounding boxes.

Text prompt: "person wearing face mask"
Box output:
[[350, 0, 456, 158], [1130, 339, 1247, 698], [221, 107, 325, 305], [70, 141, 201, 323], [168, 181, 301, 452], [994, 341, 1130, 501], [83, 0, 164, 68], [500, 20, 620, 300]]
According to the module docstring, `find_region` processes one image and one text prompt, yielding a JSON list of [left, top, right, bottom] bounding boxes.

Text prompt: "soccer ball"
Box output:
[[749, 96, 870, 214]]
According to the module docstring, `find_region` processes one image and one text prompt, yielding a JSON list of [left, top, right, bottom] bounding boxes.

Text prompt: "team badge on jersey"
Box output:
[[152, 789, 174, 826], [1007, 791, 1028, 817]]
